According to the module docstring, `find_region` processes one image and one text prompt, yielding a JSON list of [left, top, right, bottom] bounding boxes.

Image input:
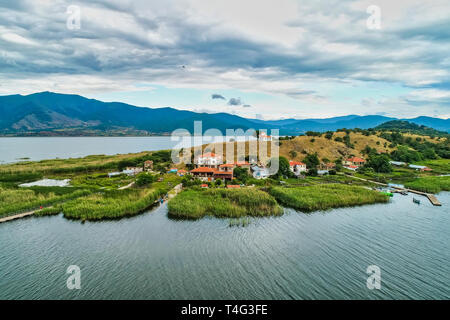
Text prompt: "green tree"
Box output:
[[364, 154, 392, 173], [304, 153, 320, 169]]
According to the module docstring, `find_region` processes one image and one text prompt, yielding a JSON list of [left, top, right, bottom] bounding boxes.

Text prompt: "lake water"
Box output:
[[0, 136, 250, 164], [1, 192, 449, 300]]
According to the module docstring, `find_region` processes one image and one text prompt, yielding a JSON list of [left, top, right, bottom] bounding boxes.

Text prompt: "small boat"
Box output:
[[413, 198, 420, 204], [381, 191, 393, 197], [400, 191, 408, 196]]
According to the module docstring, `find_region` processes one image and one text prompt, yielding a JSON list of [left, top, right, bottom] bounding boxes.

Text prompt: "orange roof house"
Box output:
[[227, 185, 241, 189], [345, 157, 366, 166]]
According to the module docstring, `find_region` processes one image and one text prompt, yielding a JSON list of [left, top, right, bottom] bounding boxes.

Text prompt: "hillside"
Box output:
[[0, 92, 449, 136], [182, 131, 394, 165]]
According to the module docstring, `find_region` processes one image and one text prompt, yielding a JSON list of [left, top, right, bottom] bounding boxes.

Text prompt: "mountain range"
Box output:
[[0, 92, 448, 136]]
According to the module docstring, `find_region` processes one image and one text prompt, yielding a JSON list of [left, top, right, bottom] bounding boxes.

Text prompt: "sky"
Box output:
[[0, 0, 449, 120]]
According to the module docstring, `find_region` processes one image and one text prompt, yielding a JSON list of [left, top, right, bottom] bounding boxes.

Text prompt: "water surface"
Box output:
[[1, 192, 449, 300]]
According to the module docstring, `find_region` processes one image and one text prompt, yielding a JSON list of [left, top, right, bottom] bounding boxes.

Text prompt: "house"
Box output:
[[218, 163, 235, 172], [195, 152, 222, 168], [108, 172, 122, 178], [317, 170, 329, 175], [168, 168, 178, 173], [213, 165, 233, 181], [344, 165, 358, 171], [390, 161, 406, 166], [190, 167, 216, 181], [144, 160, 153, 171], [124, 167, 143, 176], [190, 166, 233, 182], [251, 165, 271, 179], [289, 161, 307, 176], [201, 184, 209, 188], [177, 169, 188, 176], [320, 162, 336, 170], [259, 132, 272, 142], [344, 157, 366, 167], [235, 161, 251, 170], [409, 164, 432, 172], [227, 185, 241, 189]]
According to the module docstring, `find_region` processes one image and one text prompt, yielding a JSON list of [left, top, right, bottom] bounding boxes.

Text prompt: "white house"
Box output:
[[195, 152, 222, 168], [289, 161, 307, 176], [251, 165, 271, 179], [259, 132, 272, 142]]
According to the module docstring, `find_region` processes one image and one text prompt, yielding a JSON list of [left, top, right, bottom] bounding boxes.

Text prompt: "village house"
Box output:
[[195, 152, 222, 168], [227, 185, 241, 189], [289, 160, 307, 176], [234, 161, 251, 172], [124, 167, 143, 176], [144, 160, 153, 171], [344, 157, 366, 167], [190, 166, 233, 182], [259, 132, 272, 142], [409, 164, 432, 172], [319, 162, 336, 171], [177, 169, 188, 176], [251, 165, 271, 179]]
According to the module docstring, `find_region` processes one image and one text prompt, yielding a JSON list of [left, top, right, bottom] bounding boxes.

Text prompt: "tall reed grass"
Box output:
[[168, 188, 282, 219], [269, 184, 389, 212], [405, 176, 450, 194]]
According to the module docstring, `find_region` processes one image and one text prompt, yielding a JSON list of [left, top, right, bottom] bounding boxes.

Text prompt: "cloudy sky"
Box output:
[[0, 0, 449, 119]]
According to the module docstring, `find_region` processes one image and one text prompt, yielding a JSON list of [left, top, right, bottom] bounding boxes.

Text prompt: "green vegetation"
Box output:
[[414, 159, 450, 174], [168, 188, 282, 220], [71, 173, 134, 189], [0, 187, 91, 218], [363, 154, 392, 173], [269, 184, 389, 212], [405, 176, 450, 194]]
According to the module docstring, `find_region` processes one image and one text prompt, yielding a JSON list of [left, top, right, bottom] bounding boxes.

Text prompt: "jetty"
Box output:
[[0, 210, 35, 224], [342, 173, 442, 206]]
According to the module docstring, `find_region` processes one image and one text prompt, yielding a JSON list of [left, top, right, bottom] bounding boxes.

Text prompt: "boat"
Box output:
[[400, 190, 408, 196], [381, 191, 393, 197], [413, 198, 420, 204]]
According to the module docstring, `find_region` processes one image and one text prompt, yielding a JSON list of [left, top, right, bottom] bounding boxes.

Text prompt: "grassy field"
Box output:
[[71, 172, 134, 189], [414, 159, 450, 175], [404, 176, 450, 194], [269, 184, 389, 212], [168, 188, 282, 220]]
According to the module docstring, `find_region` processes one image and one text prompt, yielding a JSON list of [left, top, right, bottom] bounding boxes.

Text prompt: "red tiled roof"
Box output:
[[235, 161, 250, 166], [178, 169, 187, 173], [191, 167, 216, 173], [227, 185, 241, 188], [219, 164, 235, 168], [201, 184, 208, 188], [347, 157, 365, 162], [345, 165, 358, 169], [289, 161, 306, 166], [198, 152, 220, 158]]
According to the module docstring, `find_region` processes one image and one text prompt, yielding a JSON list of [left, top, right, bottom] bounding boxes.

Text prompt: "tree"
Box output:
[[289, 150, 297, 159], [136, 173, 156, 186], [325, 132, 333, 140], [269, 156, 292, 179], [233, 167, 250, 183], [304, 153, 320, 169], [364, 154, 392, 173]]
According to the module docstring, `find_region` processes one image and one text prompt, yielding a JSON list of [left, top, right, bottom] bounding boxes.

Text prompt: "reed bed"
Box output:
[[0, 187, 91, 218], [168, 188, 282, 220], [269, 184, 389, 212], [61, 186, 169, 221], [405, 176, 450, 194]]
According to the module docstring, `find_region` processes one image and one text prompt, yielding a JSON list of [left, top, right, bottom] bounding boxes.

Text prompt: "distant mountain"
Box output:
[[0, 92, 448, 136]]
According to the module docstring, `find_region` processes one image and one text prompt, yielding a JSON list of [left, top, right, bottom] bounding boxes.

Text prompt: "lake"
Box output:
[[0, 136, 250, 164], [0, 192, 449, 300]]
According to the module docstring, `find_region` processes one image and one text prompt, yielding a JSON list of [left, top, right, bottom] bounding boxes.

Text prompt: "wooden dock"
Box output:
[[0, 210, 35, 223], [342, 173, 442, 206]]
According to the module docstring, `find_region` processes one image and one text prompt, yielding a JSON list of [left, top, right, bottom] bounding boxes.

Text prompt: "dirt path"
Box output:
[[118, 181, 135, 190]]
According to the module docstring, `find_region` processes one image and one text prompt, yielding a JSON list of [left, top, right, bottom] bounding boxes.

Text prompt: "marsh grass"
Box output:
[[60, 175, 181, 220], [405, 176, 450, 194], [168, 188, 282, 220], [0, 187, 91, 218], [269, 184, 389, 212]]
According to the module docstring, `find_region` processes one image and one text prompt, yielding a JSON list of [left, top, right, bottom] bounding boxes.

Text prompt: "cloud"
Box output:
[[211, 93, 225, 100], [0, 0, 449, 118], [228, 97, 242, 106]]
